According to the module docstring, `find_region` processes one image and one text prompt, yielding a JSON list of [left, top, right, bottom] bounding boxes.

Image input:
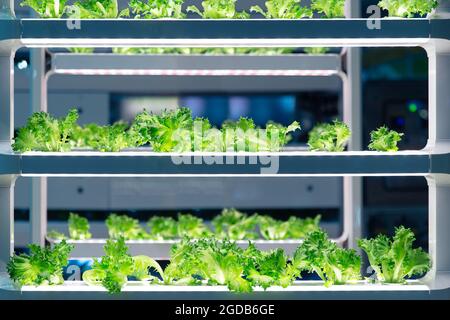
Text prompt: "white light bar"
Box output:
[[19, 280, 429, 292], [53, 69, 338, 77], [19, 150, 430, 156]]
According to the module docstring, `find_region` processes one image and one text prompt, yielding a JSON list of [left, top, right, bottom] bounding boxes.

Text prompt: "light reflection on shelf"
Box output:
[[18, 280, 429, 292], [53, 69, 338, 77]]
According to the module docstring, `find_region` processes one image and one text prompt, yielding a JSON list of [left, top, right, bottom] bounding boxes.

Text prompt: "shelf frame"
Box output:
[[33, 38, 351, 250], [0, 2, 449, 297], [1, 273, 450, 299]]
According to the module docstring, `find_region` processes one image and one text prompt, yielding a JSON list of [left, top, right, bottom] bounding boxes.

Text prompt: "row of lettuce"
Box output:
[[13, 108, 403, 153], [8, 226, 431, 293], [68, 46, 328, 55], [23, 0, 438, 55], [21, 0, 438, 20], [47, 210, 322, 241]]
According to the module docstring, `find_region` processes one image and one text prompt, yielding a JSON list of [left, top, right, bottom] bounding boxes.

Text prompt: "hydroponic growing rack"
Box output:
[[0, 0, 450, 299]]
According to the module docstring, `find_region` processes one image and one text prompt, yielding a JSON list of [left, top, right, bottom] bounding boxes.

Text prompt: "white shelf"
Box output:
[[1, 273, 446, 299], [7, 18, 447, 47], [9, 150, 444, 177]]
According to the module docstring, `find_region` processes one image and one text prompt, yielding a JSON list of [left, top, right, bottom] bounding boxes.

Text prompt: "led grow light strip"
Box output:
[[49, 239, 310, 244], [53, 69, 338, 77], [19, 150, 431, 156], [20, 173, 427, 178]]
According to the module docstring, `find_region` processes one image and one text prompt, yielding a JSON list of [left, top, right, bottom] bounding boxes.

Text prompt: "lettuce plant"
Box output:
[[358, 226, 431, 283], [311, 0, 345, 18], [82, 238, 164, 293], [129, 0, 185, 18], [187, 0, 249, 19], [250, 0, 313, 19], [68, 213, 92, 240], [20, 0, 68, 18], [147, 216, 178, 240], [294, 230, 361, 286], [212, 209, 259, 240], [164, 238, 253, 292], [307, 120, 351, 152], [287, 215, 321, 239], [378, 0, 438, 18], [7, 240, 73, 287], [368, 126, 403, 152], [13, 109, 79, 152], [105, 214, 150, 240], [67, 0, 129, 19]]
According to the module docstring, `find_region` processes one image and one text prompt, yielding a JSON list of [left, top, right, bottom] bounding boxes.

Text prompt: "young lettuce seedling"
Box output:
[[368, 126, 404, 152], [164, 238, 253, 292], [106, 214, 150, 240], [67, 0, 130, 19], [187, 0, 249, 19], [307, 120, 351, 152], [311, 0, 345, 18], [68, 213, 92, 240], [83, 237, 164, 293], [20, 0, 69, 18], [129, 0, 185, 18], [147, 216, 179, 240], [250, 0, 313, 19], [13, 109, 79, 153], [293, 230, 361, 286], [378, 0, 438, 18], [212, 209, 259, 240], [7, 240, 74, 287]]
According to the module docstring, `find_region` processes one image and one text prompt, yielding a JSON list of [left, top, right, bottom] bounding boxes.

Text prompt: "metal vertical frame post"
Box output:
[[0, 175, 16, 271], [424, 33, 450, 285], [0, 0, 16, 271], [343, 0, 363, 248], [30, 48, 48, 246]]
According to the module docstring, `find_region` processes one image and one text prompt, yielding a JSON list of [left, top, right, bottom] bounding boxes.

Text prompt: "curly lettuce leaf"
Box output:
[[251, 0, 313, 19], [177, 214, 211, 238], [311, 0, 345, 18], [294, 230, 361, 286], [105, 214, 150, 240], [13, 109, 79, 153], [68, 213, 92, 240], [188, 0, 249, 19], [378, 0, 438, 17], [147, 216, 178, 240], [358, 226, 431, 283], [368, 126, 403, 152], [67, 0, 129, 19], [20, 0, 68, 18], [287, 215, 321, 239], [7, 240, 73, 287], [307, 120, 351, 152], [129, 0, 185, 18]]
